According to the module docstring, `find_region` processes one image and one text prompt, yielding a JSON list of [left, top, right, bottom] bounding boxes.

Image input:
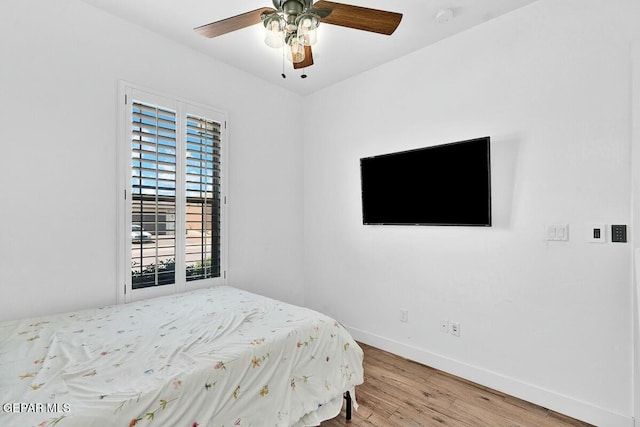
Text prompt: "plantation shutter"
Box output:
[[185, 115, 222, 280], [119, 83, 227, 303], [131, 101, 177, 289]]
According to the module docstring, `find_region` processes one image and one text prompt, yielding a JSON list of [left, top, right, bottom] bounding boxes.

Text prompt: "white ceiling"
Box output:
[[81, 0, 539, 95]]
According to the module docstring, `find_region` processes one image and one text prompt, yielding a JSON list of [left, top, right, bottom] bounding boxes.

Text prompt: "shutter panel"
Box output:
[[131, 101, 177, 289], [185, 114, 221, 280]]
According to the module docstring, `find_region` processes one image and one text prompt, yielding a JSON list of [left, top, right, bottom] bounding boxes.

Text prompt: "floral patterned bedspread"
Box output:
[[0, 286, 363, 427]]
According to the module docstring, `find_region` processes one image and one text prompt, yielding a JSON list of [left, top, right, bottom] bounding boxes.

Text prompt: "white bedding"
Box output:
[[0, 286, 363, 427]]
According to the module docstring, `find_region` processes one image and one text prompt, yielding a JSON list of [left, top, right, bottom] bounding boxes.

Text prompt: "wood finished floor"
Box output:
[[322, 343, 594, 427]]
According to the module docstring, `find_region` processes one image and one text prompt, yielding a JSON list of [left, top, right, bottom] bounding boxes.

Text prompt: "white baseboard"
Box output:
[[347, 325, 633, 427]]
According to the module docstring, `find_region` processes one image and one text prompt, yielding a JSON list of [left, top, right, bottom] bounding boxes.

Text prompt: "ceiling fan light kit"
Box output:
[[195, 0, 403, 74]]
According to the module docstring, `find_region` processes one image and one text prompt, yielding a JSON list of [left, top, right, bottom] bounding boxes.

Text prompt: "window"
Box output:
[[118, 84, 227, 302]]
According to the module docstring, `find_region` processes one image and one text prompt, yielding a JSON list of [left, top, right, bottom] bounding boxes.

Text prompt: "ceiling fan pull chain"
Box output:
[[281, 46, 287, 78]]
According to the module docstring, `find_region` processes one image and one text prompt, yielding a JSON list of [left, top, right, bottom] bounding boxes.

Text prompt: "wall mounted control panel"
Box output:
[[549, 223, 628, 243], [610, 224, 627, 243]]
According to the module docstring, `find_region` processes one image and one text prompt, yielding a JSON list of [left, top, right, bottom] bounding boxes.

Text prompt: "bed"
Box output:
[[0, 286, 363, 427]]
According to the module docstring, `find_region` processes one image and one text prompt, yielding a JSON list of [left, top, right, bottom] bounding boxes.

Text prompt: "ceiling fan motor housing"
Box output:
[[273, 0, 312, 14], [284, 0, 303, 15]]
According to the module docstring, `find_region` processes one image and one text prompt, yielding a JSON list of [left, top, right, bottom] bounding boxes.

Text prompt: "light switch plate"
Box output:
[[546, 224, 569, 241]]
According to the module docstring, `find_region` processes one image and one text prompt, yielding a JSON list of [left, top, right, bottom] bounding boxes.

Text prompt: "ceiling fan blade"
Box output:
[[293, 45, 314, 69], [195, 7, 275, 38], [313, 1, 402, 35]]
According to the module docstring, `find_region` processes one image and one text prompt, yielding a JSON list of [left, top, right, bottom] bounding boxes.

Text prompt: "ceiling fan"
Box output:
[[194, 0, 402, 72]]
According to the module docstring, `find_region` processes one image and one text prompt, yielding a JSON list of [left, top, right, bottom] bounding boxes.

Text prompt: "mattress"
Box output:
[[0, 286, 363, 427]]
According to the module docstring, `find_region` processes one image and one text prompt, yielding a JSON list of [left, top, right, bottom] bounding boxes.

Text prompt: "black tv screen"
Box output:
[[360, 137, 491, 226]]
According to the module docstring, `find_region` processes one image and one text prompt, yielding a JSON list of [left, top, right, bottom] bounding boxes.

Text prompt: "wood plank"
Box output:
[[322, 343, 594, 427], [363, 368, 455, 414]]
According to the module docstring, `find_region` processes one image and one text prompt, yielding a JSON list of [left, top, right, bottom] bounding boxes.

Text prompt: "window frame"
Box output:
[[116, 82, 228, 304]]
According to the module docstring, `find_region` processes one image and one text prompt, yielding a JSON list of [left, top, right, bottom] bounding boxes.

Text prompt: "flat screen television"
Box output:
[[360, 136, 491, 226]]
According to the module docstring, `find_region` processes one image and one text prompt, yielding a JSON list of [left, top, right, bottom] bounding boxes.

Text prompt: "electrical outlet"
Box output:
[[400, 310, 409, 323], [450, 322, 460, 337], [439, 319, 449, 333]]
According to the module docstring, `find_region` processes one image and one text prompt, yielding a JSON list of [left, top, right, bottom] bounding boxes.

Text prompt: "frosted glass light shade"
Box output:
[[264, 15, 285, 48], [296, 13, 319, 46], [286, 35, 305, 63]]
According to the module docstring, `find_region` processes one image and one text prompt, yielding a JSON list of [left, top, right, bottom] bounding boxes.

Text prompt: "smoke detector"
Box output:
[[435, 8, 454, 23]]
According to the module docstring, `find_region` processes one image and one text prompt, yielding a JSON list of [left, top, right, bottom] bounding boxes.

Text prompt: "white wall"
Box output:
[[0, 0, 304, 321], [632, 40, 640, 427], [303, 1, 639, 425]]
